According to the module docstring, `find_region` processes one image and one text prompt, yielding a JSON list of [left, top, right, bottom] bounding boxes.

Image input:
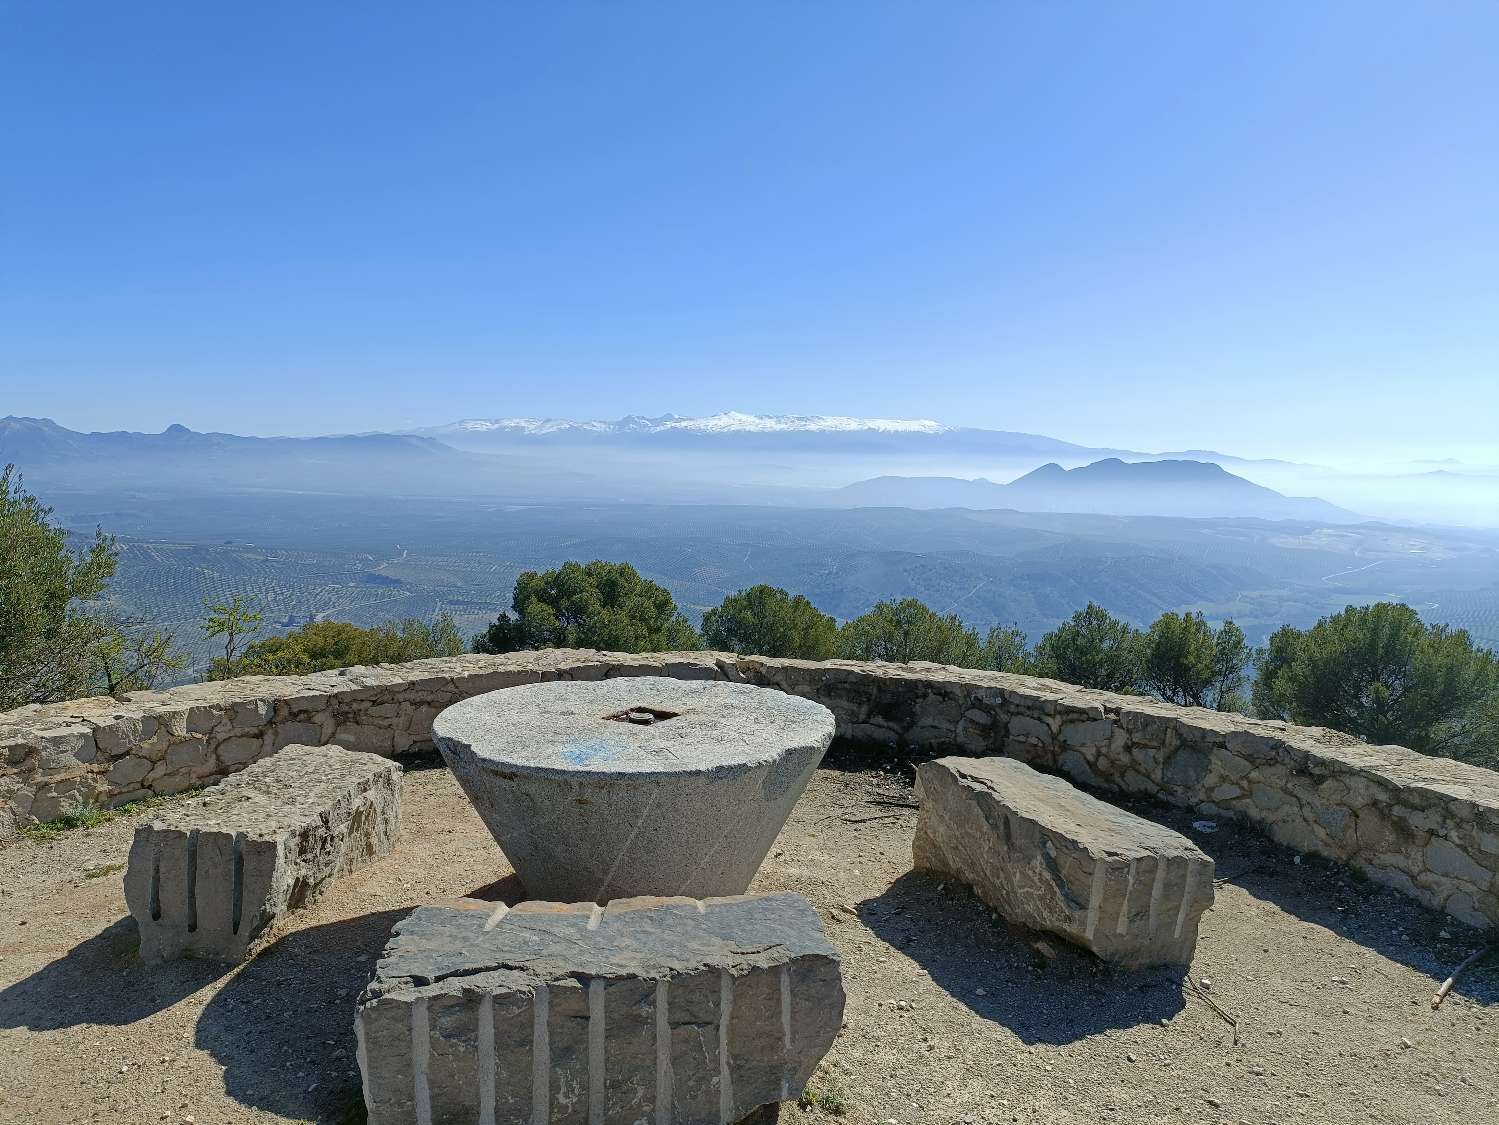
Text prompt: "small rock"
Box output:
[[1192, 820, 1218, 833], [975, 987, 987, 996], [1400, 1037, 1414, 1050]]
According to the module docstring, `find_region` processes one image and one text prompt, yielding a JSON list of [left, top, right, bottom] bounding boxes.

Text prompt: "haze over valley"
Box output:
[[7, 411, 1496, 682]]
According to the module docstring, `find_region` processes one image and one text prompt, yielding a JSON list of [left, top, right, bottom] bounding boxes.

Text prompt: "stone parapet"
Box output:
[[2, 650, 1497, 928]]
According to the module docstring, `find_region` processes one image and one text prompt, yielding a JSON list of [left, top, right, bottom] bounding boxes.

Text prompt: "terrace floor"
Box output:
[[0, 751, 1496, 1125]]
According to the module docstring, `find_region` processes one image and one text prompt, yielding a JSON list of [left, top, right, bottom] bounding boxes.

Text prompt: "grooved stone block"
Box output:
[[355, 893, 844, 1125], [914, 756, 1214, 968], [124, 744, 401, 962]]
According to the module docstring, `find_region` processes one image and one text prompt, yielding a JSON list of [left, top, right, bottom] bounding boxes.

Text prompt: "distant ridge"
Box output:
[[419, 411, 949, 436], [837, 458, 1361, 522]]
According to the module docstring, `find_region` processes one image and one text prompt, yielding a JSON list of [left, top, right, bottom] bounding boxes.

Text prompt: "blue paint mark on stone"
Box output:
[[561, 738, 629, 767]]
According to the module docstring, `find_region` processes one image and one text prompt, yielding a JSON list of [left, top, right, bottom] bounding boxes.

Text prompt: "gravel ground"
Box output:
[[0, 751, 1495, 1125]]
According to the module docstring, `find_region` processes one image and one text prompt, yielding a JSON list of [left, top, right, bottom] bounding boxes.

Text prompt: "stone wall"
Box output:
[[2, 650, 1496, 929]]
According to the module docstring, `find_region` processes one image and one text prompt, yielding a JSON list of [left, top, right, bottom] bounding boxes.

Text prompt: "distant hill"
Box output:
[[0, 416, 592, 498], [837, 458, 1361, 521]]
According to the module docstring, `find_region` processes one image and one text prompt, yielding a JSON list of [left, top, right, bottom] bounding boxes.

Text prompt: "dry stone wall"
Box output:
[[2, 650, 1497, 929]]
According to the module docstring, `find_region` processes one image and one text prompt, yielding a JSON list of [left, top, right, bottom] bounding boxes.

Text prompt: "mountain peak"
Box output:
[[418, 412, 949, 437]]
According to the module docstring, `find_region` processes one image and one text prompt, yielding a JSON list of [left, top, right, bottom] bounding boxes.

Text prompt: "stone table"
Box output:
[[433, 677, 835, 902]]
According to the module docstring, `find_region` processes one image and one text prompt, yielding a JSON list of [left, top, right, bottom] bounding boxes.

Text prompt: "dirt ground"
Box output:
[[1, 750, 1496, 1125]]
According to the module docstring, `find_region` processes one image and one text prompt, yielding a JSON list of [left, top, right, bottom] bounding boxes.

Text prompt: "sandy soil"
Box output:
[[0, 751, 1495, 1125]]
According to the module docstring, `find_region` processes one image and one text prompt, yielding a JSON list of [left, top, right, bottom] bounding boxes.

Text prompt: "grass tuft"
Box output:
[[17, 787, 205, 843], [798, 1085, 849, 1116]]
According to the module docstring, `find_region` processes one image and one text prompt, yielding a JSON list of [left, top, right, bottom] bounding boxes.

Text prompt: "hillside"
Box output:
[[838, 458, 1360, 521], [43, 490, 1499, 683]]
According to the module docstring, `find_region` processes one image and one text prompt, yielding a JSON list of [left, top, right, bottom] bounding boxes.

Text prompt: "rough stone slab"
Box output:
[[434, 678, 835, 901], [913, 756, 1214, 968], [124, 744, 401, 962], [355, 892, 844, 1125]]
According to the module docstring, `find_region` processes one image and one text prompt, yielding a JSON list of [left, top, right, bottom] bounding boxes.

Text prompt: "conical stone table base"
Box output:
[[433, 677, 836, 903]]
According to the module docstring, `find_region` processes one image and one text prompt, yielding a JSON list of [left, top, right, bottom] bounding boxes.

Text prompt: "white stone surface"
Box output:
[[433, 678, 835, 902]]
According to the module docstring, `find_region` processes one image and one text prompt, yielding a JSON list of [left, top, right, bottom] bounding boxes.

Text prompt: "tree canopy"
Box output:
[[701, 584, 840, 660], [222, 615, 465, 678], [837, 598, 990, 666], [1029, 602, 1144, 693], [1140, 611, 1252, 710], [0, 465, 128, 707], [1252, 601, 1498, 763], [473, 560, 701, 654]]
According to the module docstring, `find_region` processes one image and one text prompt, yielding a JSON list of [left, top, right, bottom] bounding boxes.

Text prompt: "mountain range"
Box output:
[[0, 413, 1369, 523], [838, 459, 1359, 522]]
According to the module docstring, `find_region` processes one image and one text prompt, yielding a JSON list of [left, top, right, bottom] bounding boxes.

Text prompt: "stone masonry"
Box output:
[[914, 756, 1215, 967], [434, 678, 834, 901], [355, 893, 844, 1125], [4, 650, 1498, 929], [124, 744, 401, 961]]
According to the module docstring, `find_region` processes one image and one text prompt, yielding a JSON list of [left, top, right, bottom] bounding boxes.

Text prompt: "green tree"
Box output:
[[983, 624, 1031, 673], [0, 465, 121, 709], [1029, 602, 1144, 692], [838, 598, 990, 667], [203, 594, 263, 679], [1251, 601, 1498, 761], [92, 617, 187, 695], [1140, 611, 1251, 710], [473, 561, 701, 654], [701, 585, 840, 659], [231, 615, 464, 676]]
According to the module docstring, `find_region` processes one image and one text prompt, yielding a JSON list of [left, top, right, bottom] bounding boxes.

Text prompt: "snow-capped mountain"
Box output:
[[417, 411, 949, 437]]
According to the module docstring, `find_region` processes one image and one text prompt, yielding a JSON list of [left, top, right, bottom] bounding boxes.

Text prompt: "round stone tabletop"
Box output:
[[432, 677, 837, 901], [433, 676, 834, 779]]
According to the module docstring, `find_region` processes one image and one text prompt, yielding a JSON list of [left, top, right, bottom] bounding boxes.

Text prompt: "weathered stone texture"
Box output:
[[434, 678, 835, 901], [355, 893, 843, 1125], [913, 756, 1215, 967], [124, 744, 400, 961], [3, 650, 1497, 928]]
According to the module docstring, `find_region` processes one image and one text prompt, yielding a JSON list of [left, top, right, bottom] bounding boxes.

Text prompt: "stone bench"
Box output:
[[355, 893, 844, 1125], [124, 744, 401, 962], [914, 756, 1214, 968]]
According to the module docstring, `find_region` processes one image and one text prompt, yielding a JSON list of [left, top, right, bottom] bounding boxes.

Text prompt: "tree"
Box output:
[[1140, 611, 1251, 710], [838, 598, 990, 667], [1251, 601, 1498, 761], [1029, 602, 1143, 692], [983, 624, 1031, 673], [203, 594, 263, 679], [701, 585, 840, 659], [230, 615, 465, 676], [92, 618, 187, 695], [0, 465, 121, 709], [473, 561, 701, 654]]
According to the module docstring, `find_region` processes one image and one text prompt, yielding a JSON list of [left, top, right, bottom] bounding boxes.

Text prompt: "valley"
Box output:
[[44, 489, 1499, 683]]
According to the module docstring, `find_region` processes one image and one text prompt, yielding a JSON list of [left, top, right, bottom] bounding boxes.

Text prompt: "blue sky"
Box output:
[[2, 2, 1495, 461]]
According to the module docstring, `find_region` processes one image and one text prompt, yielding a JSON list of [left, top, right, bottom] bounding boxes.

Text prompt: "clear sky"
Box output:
[[2, 2, 1495, 461]]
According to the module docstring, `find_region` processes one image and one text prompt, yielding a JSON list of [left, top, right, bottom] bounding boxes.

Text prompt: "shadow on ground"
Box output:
[[1103, 789, 1499, 1005], [0, 915, 229, 1031], [859, 870, 1188, 1045], [195, 907, 411, 1122], [465, 872, 528, 904]]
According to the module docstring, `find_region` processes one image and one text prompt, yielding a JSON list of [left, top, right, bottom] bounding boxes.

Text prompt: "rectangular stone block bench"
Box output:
[[356, 892, 844, 1125], [914, 756, 1214, 968], [124, 744, 401, 962]]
